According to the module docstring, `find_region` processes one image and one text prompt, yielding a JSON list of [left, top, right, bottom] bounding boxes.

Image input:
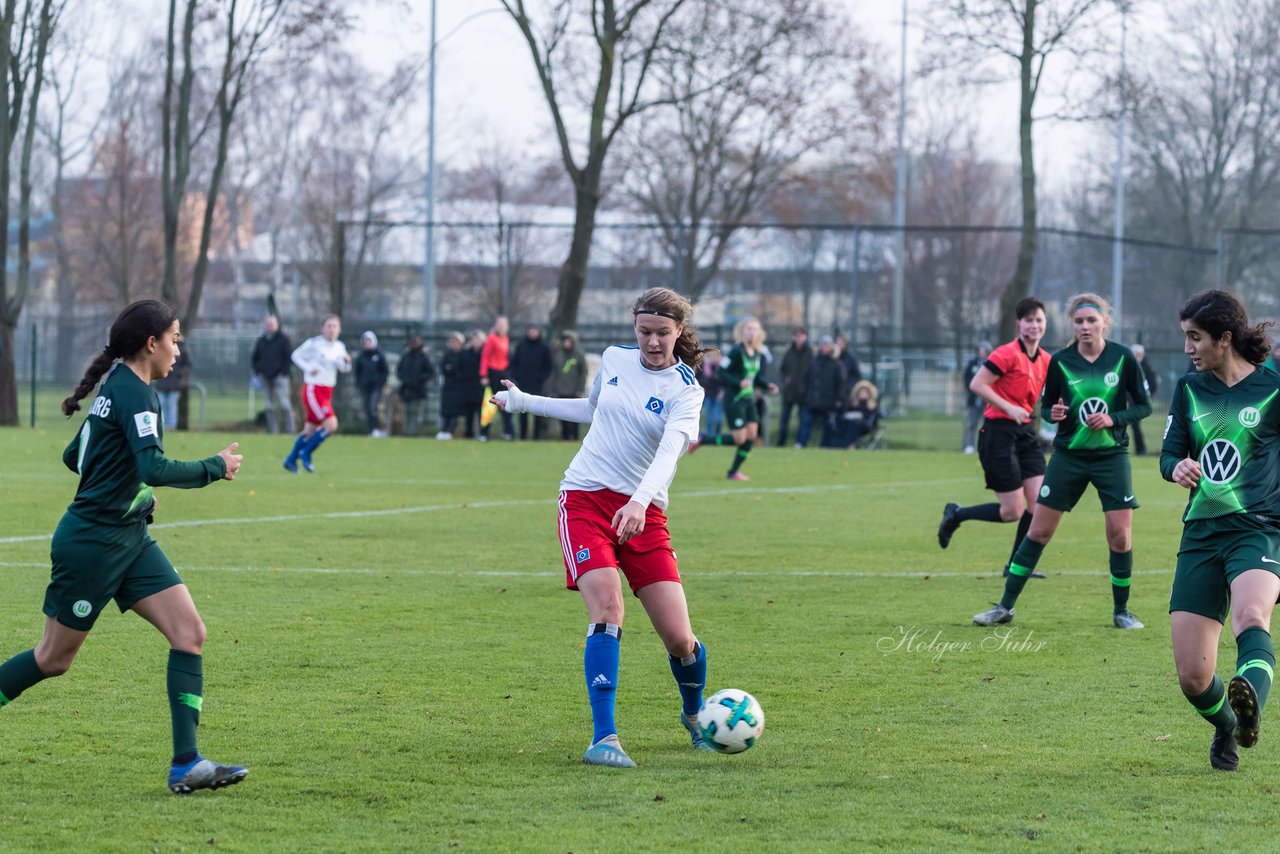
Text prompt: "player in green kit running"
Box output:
[[1162, 290, 1280, 772], [973, 293, 1151, 628], [0, 300, 248, 794], [691, 318, 776, 481]]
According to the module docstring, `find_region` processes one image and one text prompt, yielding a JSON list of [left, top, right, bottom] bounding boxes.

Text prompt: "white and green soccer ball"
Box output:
[[697, 688, 764, 754]]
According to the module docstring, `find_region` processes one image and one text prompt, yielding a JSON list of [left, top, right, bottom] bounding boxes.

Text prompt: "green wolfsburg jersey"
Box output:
[[1160, 368, 1280, 522], [719, 345, 765, 402], [1041, 341, 1152, 454]]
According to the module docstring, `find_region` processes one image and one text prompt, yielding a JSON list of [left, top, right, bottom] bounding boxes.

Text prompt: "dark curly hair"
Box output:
[[1179, 290, 1273, 365], [63, 300, 178, 417]]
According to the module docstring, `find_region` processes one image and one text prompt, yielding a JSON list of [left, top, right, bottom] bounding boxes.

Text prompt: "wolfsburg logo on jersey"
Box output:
[[1200, 439, 1242, 484], [1240, 407, 1261, 428], [1078, 397, 1108, 424], [1104, 371, 1119, 387]]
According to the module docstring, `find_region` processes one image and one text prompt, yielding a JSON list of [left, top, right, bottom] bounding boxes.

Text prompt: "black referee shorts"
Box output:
[[977, 418, 1046, 493]]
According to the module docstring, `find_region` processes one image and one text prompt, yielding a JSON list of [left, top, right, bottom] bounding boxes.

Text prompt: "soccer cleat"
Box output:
[[973, 603, 1014, 626], [168, 755, 248, 794], [282, 458, 298, 474], [938, 503, 961, 549], [726, 471, 750, 481], [582, 734, 636, 768], [1113, 610, 1144, 630], [1210, 727, 1239, 771], [681, 712, 716, 751], [1229, 675, 1261, 749], [299, 454, 315, 473]]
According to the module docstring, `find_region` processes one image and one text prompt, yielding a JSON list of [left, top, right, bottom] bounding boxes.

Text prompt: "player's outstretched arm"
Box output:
[[134, 442, 240, 488], [493, 379, 593, 423]]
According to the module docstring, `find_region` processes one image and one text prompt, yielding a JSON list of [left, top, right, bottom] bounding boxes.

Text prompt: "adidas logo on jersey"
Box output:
[[607, 376, 619, 386]]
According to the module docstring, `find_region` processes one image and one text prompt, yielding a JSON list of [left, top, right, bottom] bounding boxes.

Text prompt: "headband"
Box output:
[[1074, 302, 1104, 313], [634, 308, 682, 322]]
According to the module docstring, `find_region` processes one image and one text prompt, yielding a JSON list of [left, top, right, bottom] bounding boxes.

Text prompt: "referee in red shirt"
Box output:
[[938, 297, 1049, 578]]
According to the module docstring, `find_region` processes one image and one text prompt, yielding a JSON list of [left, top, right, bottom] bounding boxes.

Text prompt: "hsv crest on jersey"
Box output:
[[575, 547, 590, 564], [645, 396, 665, 415]]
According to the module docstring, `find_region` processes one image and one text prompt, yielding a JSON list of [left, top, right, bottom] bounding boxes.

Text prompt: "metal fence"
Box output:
[[13, 220, 1263, 448]]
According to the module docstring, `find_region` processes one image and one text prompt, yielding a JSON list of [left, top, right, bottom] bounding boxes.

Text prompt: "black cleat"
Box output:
[[938, 503, 961, 549], [1210, 727, 1239, 771], [1229, 676, 1261, 749]]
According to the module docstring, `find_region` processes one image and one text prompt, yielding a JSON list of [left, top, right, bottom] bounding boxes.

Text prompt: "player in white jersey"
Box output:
[[493, 287, 714, 768], [283, 314, 352, 473]]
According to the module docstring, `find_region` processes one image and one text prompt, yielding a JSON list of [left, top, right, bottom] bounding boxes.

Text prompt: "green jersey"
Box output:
[[62, 364, 224, 526], [1040, 341, 1151, 454], [719, 345, 766, 402], [1160, 367, 1280, 522]]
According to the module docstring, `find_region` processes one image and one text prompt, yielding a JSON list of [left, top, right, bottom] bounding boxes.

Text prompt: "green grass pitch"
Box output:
[[0, 427, 1272, 852]]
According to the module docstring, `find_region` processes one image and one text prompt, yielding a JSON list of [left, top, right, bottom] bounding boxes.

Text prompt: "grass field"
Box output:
[[0, 427, 1270, 852]]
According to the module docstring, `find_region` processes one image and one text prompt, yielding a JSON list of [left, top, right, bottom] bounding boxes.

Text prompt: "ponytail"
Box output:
[[63, 351, 116, 416]]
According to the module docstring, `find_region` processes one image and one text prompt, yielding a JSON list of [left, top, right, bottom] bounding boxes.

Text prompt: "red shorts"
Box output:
[[302, 384, 335, 425], [557, 489, 681, 594]]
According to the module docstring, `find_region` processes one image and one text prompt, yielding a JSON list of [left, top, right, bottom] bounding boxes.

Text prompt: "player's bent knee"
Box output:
[[1232, 606, 1271, 633], [665, 636, 697, 659]]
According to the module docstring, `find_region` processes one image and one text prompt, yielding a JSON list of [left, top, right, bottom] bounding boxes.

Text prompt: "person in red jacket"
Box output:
[[479, 316, 515, 440]]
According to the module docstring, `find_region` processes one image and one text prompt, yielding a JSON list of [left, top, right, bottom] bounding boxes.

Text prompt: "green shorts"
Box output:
[[1036, 450, 1137, 513], [725, 393, 758, 430], [43, 511, 183, 631], [1170, 515, 1280, 622]]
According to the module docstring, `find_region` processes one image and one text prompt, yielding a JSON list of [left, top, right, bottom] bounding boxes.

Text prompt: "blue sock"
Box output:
[[300, 428, 329, 458], [668, 640, 707, 715], [584, 624, 621, 743], [284, 433, 307, 464]]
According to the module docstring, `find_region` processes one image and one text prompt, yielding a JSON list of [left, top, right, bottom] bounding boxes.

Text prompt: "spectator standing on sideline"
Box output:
[[697, 353, 724, 436], [437, 332, 472, 439], [776, 327, 813, 447], [354, 331, 389, 437], [962, 341, 992, 453], [154, 347, 191, 431], [511, 324, 553, 440], [465, 330, 488, 439], [549, 330, 588, 440], [835, 335, 862, 403], [479, 317, 515, 440], [1130, 343, 1159, 456], [251, 315, 295, 434], [397, 335, 435, 437], [795, 336, 846, 449]]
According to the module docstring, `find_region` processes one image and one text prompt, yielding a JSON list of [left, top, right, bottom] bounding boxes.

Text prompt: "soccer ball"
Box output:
[[696, 688, 764, 754]]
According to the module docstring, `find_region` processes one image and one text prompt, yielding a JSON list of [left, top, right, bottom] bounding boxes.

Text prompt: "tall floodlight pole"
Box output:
[[1111, 4, 1128, 337], [423, 0, 438, 330], [891, 0, 908, 346]]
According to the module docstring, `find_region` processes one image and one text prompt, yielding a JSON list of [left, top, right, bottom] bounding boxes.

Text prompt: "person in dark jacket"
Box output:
[[1129, 343, 1159, 455], [775, 327, 812, 447], [353, 331, 389, 437], [548, 330, 588, 440], [835, 335, 862, 404], [397, 335, 435, 437], [794, 336, 847, 449], [153, 348, 192, 431], [962, 341, 992, 454], [251, 315, 295, 434], [436, 332, 473, 439], [510, 324, 553, 440]]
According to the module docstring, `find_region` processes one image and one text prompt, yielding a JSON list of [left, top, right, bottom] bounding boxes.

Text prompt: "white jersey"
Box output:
[[292, 335, 351, 388], [561, 345, 703, 510]]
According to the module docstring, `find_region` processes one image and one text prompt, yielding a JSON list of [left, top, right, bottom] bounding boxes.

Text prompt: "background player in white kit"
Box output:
[[284, 314, 352, 473], [493, 287, 714, 768]]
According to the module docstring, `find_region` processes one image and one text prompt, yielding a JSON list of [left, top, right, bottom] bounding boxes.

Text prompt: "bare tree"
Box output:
[[1125, 0, 1280, 305], [924, 0, 1111, 339], [622, 0, 890, 305], [498, 0, 689, 336], [0, 0, 60, 425]]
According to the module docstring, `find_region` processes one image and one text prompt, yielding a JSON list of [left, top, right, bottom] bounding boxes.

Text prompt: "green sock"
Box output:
[[0, 649, 47, 707], [1236, 627, 1275, 713], [1000, 538, 1046, 610], [168, 650, 203, 759], [729, 440, 753, 474], [1110, 550, 1133, 613], [710, 433, 733, 446], [1186, 674, 1237, 731]]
